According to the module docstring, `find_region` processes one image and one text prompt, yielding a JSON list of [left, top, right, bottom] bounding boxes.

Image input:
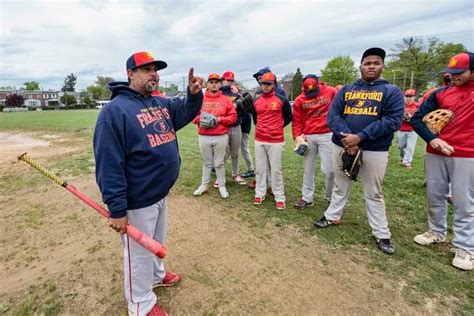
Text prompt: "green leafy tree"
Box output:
[[84, 76, 114, 100], [290, 68, 303, 101], [161, 84, 179, 96], [60, 93, 77, 108], [5, 93, 25, 107], [61, 73, 77, 92], [80, 91, 94, 109], [384, 37, 466, 94], [320, 56, 358, 86], [23, 81, 40, 91], [86, 85, 108, 100]]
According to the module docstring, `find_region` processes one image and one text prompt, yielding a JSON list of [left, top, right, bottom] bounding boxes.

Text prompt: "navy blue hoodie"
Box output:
[[327, 79, 404, 151], [94, 82, 203, 218]]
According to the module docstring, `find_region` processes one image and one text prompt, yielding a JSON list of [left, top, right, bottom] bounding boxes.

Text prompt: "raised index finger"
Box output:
[[188, 67, 195, 82]]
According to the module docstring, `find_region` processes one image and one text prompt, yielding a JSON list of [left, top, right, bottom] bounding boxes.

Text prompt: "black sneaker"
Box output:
[[294, 199, 314, 209], [377, 238, 395, 255], [313, 216, 341, 228], [241, 170, 255, 178]]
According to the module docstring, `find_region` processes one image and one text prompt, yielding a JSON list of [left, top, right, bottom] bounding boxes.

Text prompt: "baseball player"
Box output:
[[313, 47, 405, 255], [221, 71, 247, 186], [411, 52, 474, 271], [397, 88, 419, 169], [251, 72, 292, 209], [247, 67, 287, 191], [292, 74, 337, 208], [193, 73, 237, 199], [94, 51, 204, 315]]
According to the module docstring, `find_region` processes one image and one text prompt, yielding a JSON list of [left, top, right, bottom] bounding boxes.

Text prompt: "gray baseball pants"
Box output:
[[425, 153, 474, 252], [301, 133, 334, 203], [199, 134, 228, 187], [324, 146, 391, 239], [224, 125, 242, 176], [122, 198, 167, 316], [241, 132, 254, 172], [255, 140, 285, 202], [397, 131, 418, 164]]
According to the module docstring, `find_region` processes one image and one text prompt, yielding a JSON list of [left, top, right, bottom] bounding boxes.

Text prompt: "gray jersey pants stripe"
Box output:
[[199, 134, 228, 187], [224, 125, 242, 176], [301, 133, 334, 203], [397, 131, 418, 164], [241, 132, 254, 171], [122, 198, 167, 316], [255, 140, 285, 202], [324, 146, 391, 239], [425, 153, 474, 252]]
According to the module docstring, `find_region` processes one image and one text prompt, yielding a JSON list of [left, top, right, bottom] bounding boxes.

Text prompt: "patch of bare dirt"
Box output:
[[0, 132, 452, 315]]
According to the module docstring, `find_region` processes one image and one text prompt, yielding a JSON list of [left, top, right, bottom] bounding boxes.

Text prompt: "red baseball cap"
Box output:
[[442, 52, 474, 74], [208, 73, 221, 81], [302, 75, 319, 91], [126, 51, 167, 71], [404, 89, 416, 96], [221, 71, 235, 81], [260, 72, 276, 84]]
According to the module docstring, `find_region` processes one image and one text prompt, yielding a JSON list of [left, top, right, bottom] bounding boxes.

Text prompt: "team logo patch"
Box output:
[[153, 119, 171, 133]]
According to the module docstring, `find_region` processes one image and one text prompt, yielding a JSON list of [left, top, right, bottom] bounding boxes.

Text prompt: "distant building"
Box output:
[[0, 89, 60, 108]]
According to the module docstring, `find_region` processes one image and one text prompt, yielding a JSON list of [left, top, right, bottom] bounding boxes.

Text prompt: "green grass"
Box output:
[[1, 110, 473, 313], [0, 109, 99, 132]]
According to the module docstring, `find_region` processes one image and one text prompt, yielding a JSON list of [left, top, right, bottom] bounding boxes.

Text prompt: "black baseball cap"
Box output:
[[361, 47, 386, 63]]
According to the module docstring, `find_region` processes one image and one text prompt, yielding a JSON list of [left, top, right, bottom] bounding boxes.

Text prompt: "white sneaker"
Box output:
[[218, 187, 229, 199], [413, 230, 446, 246], [193, 184, 208, 196], [452, 248, 474, 271]]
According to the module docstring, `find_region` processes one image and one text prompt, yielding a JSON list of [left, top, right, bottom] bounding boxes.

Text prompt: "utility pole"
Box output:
[[410, 70, 414, 89], [182, 77, 186, 92], [402, 37, 413, 92]]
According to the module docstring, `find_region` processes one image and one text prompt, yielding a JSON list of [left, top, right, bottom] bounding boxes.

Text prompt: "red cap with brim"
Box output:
[[260, 72, 276, 83], [126, 51, 167, 71], [208, 73, 221, 81], [221, 71, 235, 80], [441, 53, 473, 74]]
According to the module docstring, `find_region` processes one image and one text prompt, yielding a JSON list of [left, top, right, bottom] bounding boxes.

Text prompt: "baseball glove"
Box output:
[[239, 92, 254, 112], [340, 149, 362, 181], [403, 111, 413, 122], [422, 109, 453, 134], [294, 135, 308, 156], [199, 112, 218, 128]]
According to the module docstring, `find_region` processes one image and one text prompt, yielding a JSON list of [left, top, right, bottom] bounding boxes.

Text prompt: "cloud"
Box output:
[[0, 0, 472, 90]]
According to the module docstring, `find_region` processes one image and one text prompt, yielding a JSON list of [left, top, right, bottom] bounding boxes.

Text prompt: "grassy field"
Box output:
[[1, 110, 472, 314]]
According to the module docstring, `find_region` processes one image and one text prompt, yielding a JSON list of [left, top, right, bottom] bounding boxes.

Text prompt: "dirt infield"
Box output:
[[0, 133, 448, 315]]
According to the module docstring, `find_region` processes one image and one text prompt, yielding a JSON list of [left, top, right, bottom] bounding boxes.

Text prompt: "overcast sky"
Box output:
[[1, 0, 473, 91]]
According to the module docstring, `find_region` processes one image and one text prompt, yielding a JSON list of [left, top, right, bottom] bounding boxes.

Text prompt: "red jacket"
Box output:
[[411, 81, 474, 158], [253, 91, 292, 143], [399, 101, 419, 132], [292, 82, 336, 139], [193, 90, 237, 136]]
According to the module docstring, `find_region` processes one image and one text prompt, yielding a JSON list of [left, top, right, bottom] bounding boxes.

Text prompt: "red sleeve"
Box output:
[[291, 97, 304, 139], [192, 112, 200, 125], [218, 98, 237, 126]]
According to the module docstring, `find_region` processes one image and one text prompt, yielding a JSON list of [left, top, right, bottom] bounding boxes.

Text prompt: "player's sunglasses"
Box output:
[[405, 95, 415, 97]]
